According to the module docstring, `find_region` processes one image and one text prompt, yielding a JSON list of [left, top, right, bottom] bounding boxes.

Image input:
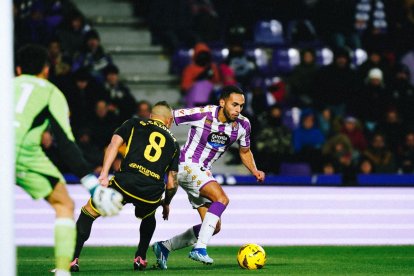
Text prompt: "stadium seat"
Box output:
[[170, 48, 192, 75], [279, 162, 312, 176], [271, 47, 300, 74], [254, 20, 285, 46], [315, 47, 334, 66]]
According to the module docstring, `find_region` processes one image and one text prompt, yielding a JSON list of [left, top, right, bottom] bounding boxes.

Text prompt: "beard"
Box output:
[[223, 107, 236, 122]]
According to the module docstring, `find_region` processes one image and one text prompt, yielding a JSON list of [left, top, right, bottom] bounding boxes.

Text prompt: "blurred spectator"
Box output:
[[322, 134, 355, 182], [340, 116, 368, 154], [255, 104, 293, 174], [357, 49, 392, 86], [317, 106, 336, 138], [87, 100, 119, 150], [72, 29, 113, 83], [400, 49, 414, 86], [225, 44, 256, 87], [47, 38, 71, 84], [397, 131, 414, 173], [218, 60, 237, 86], [288, 48, 318, 107], [354, 68, 390, 132], [244, 77, 275, 123], [314, 48, 358, 117], [136, 100, 152, 119], [390, 64, 414, 129], [293, 109, 325, 171], [358, 158, 375, 174], [61, 68, 107, 131], [76, 128, 103, 174], [103, 64, 136, 123], [266, 77, 287, 106], [56, 9, 90, 57], [362, 132, 397, 173], [375, 109, 404, 153], [181, 42, 221, 107]]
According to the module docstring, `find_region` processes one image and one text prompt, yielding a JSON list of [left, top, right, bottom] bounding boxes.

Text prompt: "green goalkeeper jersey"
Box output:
[[14, 74, 75, 155]]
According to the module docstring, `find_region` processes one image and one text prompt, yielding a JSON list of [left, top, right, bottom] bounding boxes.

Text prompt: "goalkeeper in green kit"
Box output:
[[14, 44, 123, 275]]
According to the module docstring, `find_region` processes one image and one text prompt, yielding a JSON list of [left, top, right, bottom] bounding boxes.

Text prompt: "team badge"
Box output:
[[205, 119, 212, 125], [232, 121, 239, 131]]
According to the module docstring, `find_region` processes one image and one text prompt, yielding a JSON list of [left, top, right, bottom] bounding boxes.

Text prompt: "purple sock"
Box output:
[[192, 224, 201, 237], [207, 202, 226, 217]]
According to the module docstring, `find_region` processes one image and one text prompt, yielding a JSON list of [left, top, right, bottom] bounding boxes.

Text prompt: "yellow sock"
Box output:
[[55, 218, 76, 271]]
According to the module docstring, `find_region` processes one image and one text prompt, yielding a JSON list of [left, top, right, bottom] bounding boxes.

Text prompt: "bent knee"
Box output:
[[217, 196, 229, 206]]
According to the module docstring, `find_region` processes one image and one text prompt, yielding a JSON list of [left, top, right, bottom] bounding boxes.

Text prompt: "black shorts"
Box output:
[[89, 177, 162, 219]]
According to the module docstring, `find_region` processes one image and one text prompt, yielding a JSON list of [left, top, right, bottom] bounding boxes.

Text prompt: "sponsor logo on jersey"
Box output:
[[129, 163, 160, 180], [207, 131, 230, 148]]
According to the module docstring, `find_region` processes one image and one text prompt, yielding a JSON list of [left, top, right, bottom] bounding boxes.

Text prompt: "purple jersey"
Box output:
[[174, 105, 251, 169]]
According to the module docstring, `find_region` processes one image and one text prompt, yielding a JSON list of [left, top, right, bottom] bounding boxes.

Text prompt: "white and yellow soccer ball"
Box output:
[[237, 243, 266, 270]]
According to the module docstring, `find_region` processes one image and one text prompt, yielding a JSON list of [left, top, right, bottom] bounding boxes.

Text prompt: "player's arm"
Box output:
[[98, 134, 124, 187], [162, 170, 178, 220], [48, 88, 123, 216], [162, 143, 180, 220], [239, 146, 265, 183]]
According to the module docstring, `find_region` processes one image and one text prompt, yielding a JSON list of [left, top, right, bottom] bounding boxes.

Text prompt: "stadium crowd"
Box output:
[[13, 0, 414, 182]]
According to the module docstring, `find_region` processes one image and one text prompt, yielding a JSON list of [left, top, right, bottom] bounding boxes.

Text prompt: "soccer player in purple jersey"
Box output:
[[153, 85, 265, 268]]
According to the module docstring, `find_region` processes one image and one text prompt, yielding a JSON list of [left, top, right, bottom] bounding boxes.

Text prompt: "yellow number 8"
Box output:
[[144, 132, 166, 162]]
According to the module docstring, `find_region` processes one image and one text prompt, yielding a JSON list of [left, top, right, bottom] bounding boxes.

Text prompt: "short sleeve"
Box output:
[[173, 106, 212, 125], [238, 119, 251, 148], [114, 119, 135, 141]]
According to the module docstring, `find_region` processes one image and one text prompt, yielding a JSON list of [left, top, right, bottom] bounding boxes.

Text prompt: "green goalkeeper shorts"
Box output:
[[16, 148, 65, 199]]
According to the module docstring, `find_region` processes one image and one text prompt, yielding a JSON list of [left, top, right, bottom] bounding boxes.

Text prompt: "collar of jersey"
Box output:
[[152, 118, 165, 125]]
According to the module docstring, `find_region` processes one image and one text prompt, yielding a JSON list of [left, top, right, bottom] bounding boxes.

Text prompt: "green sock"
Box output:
[[55, 218, 76, 271]]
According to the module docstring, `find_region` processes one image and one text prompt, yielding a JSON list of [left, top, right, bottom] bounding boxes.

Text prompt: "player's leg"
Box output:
[[189, 181, 228, 264], [70, 199, 101, 272], [45, 182, 76, 275], [134, 202, 158, 270]]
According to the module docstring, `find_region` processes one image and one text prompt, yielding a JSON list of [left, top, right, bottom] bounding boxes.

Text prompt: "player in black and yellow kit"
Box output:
[[70, 101, 180, 272]]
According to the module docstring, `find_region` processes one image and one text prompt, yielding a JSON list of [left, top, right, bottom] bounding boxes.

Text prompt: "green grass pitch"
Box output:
[[18, 246, 414, 275]]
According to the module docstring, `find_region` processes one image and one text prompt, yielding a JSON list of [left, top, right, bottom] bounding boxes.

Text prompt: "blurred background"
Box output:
[[13, 0, 414, 246]]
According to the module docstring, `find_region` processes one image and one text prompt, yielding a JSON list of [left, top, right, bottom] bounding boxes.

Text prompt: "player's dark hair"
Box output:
[[16, 44, 48, 75], [220, 85, 244, 100], [154, 101, 172, 110]]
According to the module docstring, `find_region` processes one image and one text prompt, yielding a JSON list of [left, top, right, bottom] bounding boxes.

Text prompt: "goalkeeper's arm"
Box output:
[[48, 111, 123, 216]]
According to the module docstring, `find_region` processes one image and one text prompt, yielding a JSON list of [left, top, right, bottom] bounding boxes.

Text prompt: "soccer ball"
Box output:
[[237, 243, 266, 270]]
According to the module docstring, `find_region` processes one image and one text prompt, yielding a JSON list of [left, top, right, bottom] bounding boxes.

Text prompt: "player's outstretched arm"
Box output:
[[239, 146, 265, 183], [162, 170, 178, 220], [99, 134, 124, 186]]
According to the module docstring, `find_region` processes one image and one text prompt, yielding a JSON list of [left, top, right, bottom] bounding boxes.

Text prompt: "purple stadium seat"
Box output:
[[271, 47, 300, 74], [254, 20, 285, 46], [279, 162, 312, 176], [171, 48, 192, 75]]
